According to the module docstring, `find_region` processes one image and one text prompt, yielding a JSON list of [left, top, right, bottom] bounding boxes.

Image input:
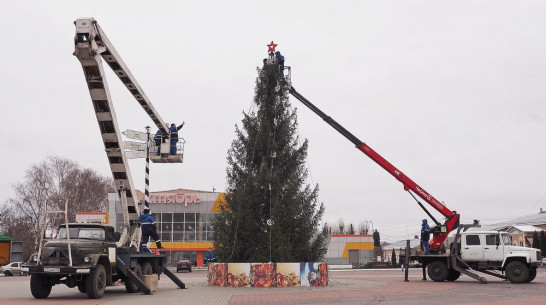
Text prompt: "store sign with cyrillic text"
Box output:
[[149, 193, 203, 206]]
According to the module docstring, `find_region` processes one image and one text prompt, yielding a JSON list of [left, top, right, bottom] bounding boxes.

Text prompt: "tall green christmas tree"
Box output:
[[212, 54, 328, 263]]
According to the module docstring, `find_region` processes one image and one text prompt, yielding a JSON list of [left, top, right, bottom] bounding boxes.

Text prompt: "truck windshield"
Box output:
[[58, 227, 105, 240], [501, 234, 512, 246]]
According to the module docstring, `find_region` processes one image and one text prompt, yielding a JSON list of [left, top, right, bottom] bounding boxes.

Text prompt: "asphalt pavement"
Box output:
[[1, 267, 545, 305]]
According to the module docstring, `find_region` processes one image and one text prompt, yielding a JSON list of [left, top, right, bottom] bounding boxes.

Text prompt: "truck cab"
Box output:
[[460, 230, 541, 268], [38, 224, 117, 269], [435, 230, 543, 283]]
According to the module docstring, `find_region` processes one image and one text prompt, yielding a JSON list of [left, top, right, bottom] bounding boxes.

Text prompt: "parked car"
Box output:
[[1, 262, 28, 276], [176, 258, 192, 272]]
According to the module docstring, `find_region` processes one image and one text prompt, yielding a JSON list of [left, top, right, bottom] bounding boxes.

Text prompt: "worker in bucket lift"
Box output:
[[169, 122, 184, 155], [140, 207, 163, 251], [275, 51, 285, 82], [154, 130, 162, 156], [421, 219, 431, 254]]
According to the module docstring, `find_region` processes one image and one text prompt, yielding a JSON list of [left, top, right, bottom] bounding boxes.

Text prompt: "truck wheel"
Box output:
[[4, 270, 12, 276], [505, 261, 529, 283], [86, 264, 106, 299], [446, 269, 461, 281], [125, 264, 142, 293], [427, 260, 448, 282], [30, 274, 52, 299], [527, 268, 537, 282], [141, 261, 153, 275]]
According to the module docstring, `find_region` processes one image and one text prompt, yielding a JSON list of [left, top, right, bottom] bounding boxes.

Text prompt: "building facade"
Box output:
[[108, 189, 225, 267], [324, 235, 374, 265]]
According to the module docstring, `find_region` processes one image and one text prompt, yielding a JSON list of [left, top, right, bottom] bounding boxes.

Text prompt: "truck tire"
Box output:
[[30, 274, 52, 299], [427, 260, 448, 282], [141, 261, 153, 275], [4, 270, 12, 276], [86, 264, 106, 299], [125, 264, 142, 293], [446, 269, 461, 281], [505, 261, 529, 283], [527, 268, 537, 282]]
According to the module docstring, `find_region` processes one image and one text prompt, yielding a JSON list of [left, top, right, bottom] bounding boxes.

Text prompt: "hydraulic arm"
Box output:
[[289, 86, 459, 251], [74, 18, 178, 248]]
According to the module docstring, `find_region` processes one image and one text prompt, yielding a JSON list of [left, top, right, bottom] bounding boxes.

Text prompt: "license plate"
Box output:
[[43, 268, 60, 272]]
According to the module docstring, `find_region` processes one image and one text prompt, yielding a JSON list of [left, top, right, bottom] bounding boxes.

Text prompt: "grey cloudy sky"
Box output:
[[1, 1, 545, 242]]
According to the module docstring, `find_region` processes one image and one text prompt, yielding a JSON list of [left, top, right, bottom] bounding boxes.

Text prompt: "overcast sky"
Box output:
[[1, 1, 545, 242]]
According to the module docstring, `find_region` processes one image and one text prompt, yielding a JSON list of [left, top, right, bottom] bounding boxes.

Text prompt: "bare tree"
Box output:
[[337, 218, 345, 235], [348, 223, 355, 235], [0, 204, 36, 263], [323, 222, 332, 235], [1, 156, 114, 260], [358, 221, 370, 234]]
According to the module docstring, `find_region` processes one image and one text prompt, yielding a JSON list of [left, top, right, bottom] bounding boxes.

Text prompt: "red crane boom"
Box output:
[[289, 86, 459, 252]]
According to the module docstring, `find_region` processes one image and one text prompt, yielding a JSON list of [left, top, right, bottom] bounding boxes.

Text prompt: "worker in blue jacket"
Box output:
[[203, 247, 218, 266], [275, 51, 285, 82], [421, 219, 431, 254], [169, 122, 184, 155], [154, 130, 162, 156], [140, 207, 163, 251]]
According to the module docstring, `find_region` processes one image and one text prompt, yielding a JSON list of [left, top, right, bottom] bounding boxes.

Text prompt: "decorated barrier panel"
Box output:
[[208, 262, 328, 287]]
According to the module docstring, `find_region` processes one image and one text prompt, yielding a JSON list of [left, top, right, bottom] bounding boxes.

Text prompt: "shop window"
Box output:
[[185, 213, 195, 222], [173, 213, 184, 222], [173, 223, 184, 231], [184, 222, 195, 242], [161, 222, 172, 232], [173, 232, 184, 242], [184, 232, 195, 242], [161, 213, 173, 223], [185, 223, 195, 232], [207, 231, 214, 241], [196, 230, 206, 242], [196, 221, 205, 232], [160, 232, 172, 242]]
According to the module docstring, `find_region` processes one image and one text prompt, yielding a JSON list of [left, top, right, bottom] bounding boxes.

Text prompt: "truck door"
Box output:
[[483, 233, 504, 262], [461, 234, 483, 261]]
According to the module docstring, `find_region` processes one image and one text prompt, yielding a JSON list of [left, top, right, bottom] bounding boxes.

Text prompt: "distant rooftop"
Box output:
[[484, 211, 546, 230], [506, 225, 544, 233], [382, 239, 421, 250]]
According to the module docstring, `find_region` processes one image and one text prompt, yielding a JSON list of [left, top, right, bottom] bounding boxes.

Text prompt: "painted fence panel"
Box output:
[[208, 262, 328, 287]]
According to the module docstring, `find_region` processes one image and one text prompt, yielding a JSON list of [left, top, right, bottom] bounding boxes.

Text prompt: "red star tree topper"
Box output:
[[267, 41, 277, 52]]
